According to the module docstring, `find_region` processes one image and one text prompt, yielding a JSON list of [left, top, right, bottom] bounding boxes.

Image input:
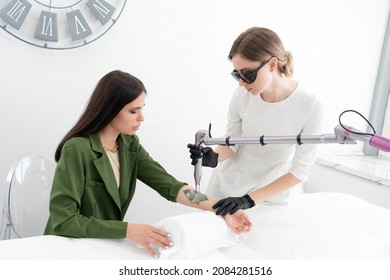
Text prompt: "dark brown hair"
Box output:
[[55, 70, 146, 162]]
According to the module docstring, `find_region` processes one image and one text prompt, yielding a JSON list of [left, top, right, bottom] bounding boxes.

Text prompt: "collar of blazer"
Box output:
[[88, 133, 137, 210], [88, 133, 135, 154]]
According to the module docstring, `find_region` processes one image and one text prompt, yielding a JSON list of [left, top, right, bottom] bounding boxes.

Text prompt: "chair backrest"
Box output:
[[0, 154, 55, 240]]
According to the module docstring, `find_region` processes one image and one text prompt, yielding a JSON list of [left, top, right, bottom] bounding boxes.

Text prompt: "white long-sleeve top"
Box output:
[[207, 85, 324, 201]]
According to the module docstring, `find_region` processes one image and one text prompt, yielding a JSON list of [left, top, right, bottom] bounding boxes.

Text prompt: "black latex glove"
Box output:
[[212, 194, 256, 216], [187, 144, 218, 168]]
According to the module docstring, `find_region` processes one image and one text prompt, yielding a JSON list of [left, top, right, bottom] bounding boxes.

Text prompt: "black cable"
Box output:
[[338, 110, 376, 136]]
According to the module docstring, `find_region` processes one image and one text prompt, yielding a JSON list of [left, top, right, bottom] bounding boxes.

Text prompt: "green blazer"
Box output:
[[44, 133, 186, 238]]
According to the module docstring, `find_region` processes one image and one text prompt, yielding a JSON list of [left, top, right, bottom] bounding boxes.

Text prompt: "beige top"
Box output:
[[106, 150, 120, 188]]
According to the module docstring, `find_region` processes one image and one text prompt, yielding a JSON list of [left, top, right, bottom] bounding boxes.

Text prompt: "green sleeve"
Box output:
[[135, 140, 186, 202]]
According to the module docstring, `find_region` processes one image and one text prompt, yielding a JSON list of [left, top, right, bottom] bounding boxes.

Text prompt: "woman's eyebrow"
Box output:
[[235, 67, 251, 72], [129, 104, 145, 110]]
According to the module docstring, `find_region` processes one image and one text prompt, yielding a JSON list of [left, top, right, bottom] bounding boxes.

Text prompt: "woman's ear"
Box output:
[[269, 57, 278, 72]]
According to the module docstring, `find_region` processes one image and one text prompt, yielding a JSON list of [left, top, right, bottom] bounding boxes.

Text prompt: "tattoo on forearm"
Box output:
[[183, 189, 208, 204]]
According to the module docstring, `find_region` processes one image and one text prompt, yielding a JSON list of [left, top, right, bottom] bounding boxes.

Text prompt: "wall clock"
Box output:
[[0, 0, 126, 50]]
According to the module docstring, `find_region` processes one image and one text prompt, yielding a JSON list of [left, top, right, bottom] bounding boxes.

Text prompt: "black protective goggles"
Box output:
[[231, 59, 270, 84]]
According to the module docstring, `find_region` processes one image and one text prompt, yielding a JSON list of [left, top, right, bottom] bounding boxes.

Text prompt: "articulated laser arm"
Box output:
[[193, 124, 390, 192]]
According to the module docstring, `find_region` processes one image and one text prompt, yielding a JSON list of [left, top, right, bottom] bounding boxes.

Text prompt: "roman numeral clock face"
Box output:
[[0, 0, 126, 49]]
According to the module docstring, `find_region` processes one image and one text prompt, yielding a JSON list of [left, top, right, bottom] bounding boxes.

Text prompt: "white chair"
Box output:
[[0, 154, 55, 240]]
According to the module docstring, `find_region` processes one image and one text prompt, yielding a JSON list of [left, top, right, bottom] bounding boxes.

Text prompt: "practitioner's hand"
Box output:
[[224, 209, 253, 234], [213, 194, 256, 216], [126, 223, 173, 257], [187, 144, 218, 168]]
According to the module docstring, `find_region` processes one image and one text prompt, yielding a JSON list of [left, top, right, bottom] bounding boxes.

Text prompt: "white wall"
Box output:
[[1, 0, 389, 223]]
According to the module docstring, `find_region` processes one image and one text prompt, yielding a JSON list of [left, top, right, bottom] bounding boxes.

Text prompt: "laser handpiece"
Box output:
[[193, 130, 208, 192]]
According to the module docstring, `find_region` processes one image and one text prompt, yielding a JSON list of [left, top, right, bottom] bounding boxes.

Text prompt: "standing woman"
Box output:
[[189, 27, 324, 216], [44, 70, 252, 257]]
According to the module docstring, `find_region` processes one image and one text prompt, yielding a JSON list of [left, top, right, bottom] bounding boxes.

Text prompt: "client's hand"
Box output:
[[126, 223, 173, 257], [224, 210, 253, 234], [213, 194, 256, 216]]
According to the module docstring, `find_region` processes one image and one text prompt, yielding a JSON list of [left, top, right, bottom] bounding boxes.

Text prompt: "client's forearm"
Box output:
[[176, 185, 217, 211], [176, 185, 253, 233]]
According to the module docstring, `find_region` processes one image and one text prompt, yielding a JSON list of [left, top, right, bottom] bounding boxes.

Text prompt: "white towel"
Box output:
[[154, 210, 247, 259]]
